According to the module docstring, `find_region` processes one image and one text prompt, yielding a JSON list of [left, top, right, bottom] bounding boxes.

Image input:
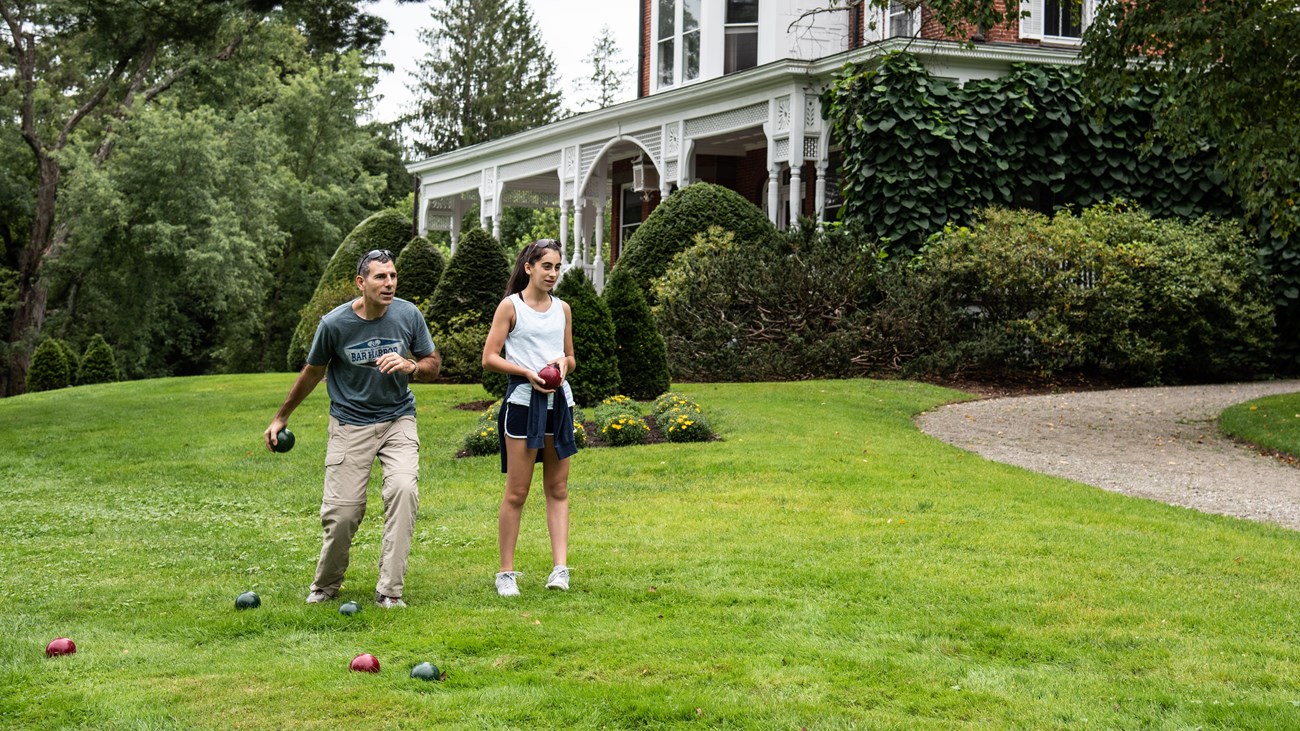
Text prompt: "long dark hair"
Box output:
[[504, 239, 563, 297]]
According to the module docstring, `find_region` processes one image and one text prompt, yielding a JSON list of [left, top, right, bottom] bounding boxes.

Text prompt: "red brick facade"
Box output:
[[920, 1, 1027, 44]]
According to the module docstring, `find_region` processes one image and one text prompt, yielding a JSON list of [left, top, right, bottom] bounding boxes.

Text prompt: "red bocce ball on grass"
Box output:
[[350, 653, 380, 673], [46, 637, 76, 657]]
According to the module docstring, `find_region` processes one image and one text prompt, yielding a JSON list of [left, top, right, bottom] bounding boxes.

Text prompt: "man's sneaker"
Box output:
[[545, 566, 570, 591], [374, 592, 406, 608], [305, 589, 335, 604], [495, 571, 522, 597]]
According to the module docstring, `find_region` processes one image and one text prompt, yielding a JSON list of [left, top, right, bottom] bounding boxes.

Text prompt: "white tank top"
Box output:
[[504, 293, 574, 408]]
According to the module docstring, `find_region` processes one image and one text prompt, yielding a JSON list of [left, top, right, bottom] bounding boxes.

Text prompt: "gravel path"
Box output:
[[916, 380, 1300, 530]]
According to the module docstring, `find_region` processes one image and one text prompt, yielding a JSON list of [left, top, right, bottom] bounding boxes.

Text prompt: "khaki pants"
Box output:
[[310, 415, 419, 599]]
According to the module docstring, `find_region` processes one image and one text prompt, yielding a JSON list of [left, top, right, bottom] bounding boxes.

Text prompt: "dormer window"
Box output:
[[724, 0, 759, 74], [658, 0, 701, 89]]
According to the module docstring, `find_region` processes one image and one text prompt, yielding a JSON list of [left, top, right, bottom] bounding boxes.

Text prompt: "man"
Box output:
[[264, 249, 440, 608]]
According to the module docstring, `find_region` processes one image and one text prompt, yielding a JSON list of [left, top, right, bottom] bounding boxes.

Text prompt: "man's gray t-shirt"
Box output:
[[306, 298, 436, 425]]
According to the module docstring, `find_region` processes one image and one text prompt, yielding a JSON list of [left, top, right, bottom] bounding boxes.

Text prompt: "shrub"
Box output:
[[26, 338, 71, 393], [555, 268, 620, 406], [424, 228, 511, 396], [652, 391, 696, 416], [428, 312, 492, 384], [424, 227, 510, 332], [908, 202, 1276, 383], [660, 406, 713, 443], [572, 418, 587, 448], [652, 222, 888, 382], [617, 182, 777, 297], [595, 407, 649, 447], [603, 267, 670, 400], [428, 229, 511, 393], [53, 339, 79, 383], [395, 235, 445, 307], [462, 421, 500, 457], [77, 334, 120, 386], [287, 209, 412, 369]]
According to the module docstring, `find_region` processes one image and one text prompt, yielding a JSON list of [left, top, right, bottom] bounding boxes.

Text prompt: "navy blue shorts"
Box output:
[[503, 402, 558, 439]]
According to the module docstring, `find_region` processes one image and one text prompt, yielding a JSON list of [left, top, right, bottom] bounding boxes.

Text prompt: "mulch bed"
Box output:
[[453, 404, 719, 457]]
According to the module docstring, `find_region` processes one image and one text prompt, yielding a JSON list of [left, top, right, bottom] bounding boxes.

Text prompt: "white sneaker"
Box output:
[[374, 591, 406, 608], [495, 571, 522, 597], [305, 589, 335, 604], [545, 566, 570, 591]]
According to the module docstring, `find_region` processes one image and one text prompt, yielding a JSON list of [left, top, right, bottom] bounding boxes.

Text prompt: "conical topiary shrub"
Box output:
[[617, 181, 777, 298], [286, 209, 412, 370], [602, 266, 670, 400], [424, 227, 511, 392], [26, 338, 71, 393], [54, 339, 79, 385], [424, 227, 510, 331], [555, 268, 620, 407], [395, 235, 445, 307], [78, 334, 120, 386]]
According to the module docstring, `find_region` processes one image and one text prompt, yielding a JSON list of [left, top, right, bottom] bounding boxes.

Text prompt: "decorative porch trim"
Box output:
[[500, 151, 562, 181], [423, 171, 482, 200], [684, 101, 768, 137]]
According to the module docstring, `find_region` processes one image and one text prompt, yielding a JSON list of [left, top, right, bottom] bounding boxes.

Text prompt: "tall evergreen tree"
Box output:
[[574, 25, 630, 112], [603, 267, 670, 401], [405, 0, 562, 157]]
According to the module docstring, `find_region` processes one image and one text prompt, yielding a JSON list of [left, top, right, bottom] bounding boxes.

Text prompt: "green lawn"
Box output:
[[1220, 391, 1300, 461], [2, 376, 1299, 729]]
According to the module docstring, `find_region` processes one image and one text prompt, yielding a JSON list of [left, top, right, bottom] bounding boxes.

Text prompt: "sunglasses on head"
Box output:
[[357, 249, 394, 276]]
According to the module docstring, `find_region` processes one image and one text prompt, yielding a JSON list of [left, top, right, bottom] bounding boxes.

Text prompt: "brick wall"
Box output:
[[639, 0, 652, 98], [920, 1, 1028, 44]]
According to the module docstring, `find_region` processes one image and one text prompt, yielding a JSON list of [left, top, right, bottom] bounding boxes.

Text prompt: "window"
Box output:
[[724, 0, 759, 75], [619, 185, 642, 252], [1044, 0, 1082, 38], [657, 0, 674, 87], [657, 0, 701, 88], [1020, 0, 1093, 42], [887, 1, 917, 38]]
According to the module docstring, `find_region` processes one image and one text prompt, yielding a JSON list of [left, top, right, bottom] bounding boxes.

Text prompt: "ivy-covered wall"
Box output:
[[823, 52, 1236, 254], [824, 51, 1297, 368]]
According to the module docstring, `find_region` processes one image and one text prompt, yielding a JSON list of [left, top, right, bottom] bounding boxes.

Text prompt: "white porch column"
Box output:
[[450, 198, 463, 253], [572, 200, 584, 266], [559, 200, 570, 262], [492, 214, 502, 242], [788, 163, 803, 229], [767, 167, 781, 226], [594, 200, 606, 291], [815, 163, 828, 225]]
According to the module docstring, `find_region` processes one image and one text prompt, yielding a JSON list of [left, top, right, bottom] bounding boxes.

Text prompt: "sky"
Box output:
[[369, 0, 640, 124]]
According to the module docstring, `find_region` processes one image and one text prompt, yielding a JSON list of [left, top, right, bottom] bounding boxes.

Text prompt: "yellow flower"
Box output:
[[611, 423, 623, 430]]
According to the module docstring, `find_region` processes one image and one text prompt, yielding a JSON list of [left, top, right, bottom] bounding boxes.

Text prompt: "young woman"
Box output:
[[482, 239, 577, 597]]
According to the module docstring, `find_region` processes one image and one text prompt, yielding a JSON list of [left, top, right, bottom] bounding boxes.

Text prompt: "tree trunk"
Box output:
[[4, 154, 60, 397]]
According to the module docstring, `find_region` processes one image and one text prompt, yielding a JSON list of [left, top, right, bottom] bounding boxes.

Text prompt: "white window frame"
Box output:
[[723, 0, 759, 75], [619, 184, 642, 250], [653, 0, 702, 91], [886, 1, 919, 39], [1019, 0, 1096, 44]]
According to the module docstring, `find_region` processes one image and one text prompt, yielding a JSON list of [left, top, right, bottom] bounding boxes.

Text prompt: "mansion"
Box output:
[[405, 1, 1096, 289]]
